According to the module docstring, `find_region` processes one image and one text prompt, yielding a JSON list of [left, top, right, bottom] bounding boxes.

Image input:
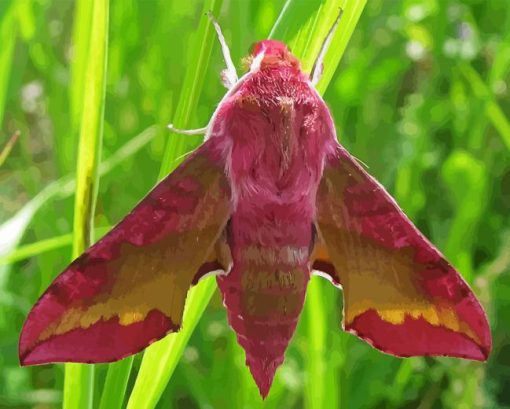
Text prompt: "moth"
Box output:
[[20, 13, 491, 398]]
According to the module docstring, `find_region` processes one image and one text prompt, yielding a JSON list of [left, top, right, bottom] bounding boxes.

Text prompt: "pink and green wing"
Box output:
[[19, 140, 231, 365], [314, 145, 491, 360]]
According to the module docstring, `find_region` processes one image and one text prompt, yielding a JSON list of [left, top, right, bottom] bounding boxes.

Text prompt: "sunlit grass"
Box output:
[[1, 0, 509, 408]]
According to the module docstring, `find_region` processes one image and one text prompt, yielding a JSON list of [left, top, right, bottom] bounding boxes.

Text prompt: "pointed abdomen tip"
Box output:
[[247, 357, 282, 399]]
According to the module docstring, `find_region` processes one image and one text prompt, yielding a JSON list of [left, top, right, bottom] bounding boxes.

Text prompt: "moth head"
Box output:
[[244, 40, 300, 72]]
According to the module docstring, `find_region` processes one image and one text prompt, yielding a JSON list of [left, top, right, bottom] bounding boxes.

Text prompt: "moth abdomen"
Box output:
[[217, 264, 308, 398]]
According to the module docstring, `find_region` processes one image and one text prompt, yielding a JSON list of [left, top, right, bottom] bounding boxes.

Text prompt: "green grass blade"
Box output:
[[158, 0, 224, 177], [127, 277, 216, 409], [0, 130, 19, 167], [459, 63, 510, 151], [0, 1, 17, 128], [0, 226, 110, 266], [63, 0, 109, 408], [304, 279, 327, 408], [441, 151, 487, 280], [315, 0, 367, 94], [98, 125, 160, 175], [269, 0, 366, 92], [70, 0, 93, 131], [69, 0, 109, 256], [98, 357, 134, 409], [63, 364, 95, 409], [53, 0, 94, 174], [0, 177, 69, 280], [1, 233, 72, 266]]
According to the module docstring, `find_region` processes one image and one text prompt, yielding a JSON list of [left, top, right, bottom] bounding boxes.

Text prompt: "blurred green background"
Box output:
[[1, 0, 509, 408]]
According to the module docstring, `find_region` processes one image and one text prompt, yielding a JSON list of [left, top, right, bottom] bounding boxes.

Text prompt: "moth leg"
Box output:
[[310, 8, 344, 86], [207, 11, 238, 89], [167, 123, 208, 135]]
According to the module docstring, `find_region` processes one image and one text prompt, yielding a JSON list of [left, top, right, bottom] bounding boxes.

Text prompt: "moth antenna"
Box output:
[[310, 8, 344, 86], [167, 124, 208, 135], [207, 11, 238, 89]]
